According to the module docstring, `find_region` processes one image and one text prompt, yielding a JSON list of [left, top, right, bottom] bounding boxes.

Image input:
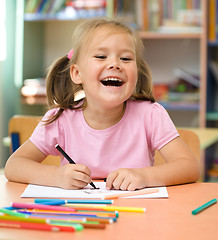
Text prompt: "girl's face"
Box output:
[[71, 27, 138, 110]]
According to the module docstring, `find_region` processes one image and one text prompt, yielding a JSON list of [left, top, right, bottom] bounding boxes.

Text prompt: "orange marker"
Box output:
[[103, 188, 159, 200]]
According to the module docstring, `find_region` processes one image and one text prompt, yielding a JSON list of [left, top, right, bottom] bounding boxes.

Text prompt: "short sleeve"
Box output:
[[29, 109, 63, 156], [149, 103, 179, 151]]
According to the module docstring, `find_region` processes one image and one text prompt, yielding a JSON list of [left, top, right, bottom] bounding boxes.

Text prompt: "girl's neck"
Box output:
[[83, 102, 126, 130]]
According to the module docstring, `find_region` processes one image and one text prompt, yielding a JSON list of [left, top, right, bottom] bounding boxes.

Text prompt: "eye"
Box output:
[[120, 57, 132, 62], [95, 55, 106, 60]]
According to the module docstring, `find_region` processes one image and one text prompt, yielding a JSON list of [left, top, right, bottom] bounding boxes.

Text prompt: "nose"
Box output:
[[107, 60, 121, 71]]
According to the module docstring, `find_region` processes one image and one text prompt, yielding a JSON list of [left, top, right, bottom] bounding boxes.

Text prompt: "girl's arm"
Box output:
[[106, 136, 200, 190], [4, 140, 92, 189]]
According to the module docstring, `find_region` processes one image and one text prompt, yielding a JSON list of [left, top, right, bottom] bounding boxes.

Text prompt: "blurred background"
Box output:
[[0, 0, 217, 181]]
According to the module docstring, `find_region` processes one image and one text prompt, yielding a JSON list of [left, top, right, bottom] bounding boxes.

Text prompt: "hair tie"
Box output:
[[67, 49, 74, 60]]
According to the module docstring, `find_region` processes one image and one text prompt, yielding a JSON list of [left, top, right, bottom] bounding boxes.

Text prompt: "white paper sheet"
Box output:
[[21, 182, 168, 199]]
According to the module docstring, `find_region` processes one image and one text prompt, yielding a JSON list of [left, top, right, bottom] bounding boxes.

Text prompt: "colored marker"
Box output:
[[50, 219, 105, 229], [34, 199, 113, 205], [17, 210, 102, 218], [49, 221, 83, 230], [0, 208, 28, 218], [17, 210, 117, 222], [63, 205, 146, 213], [192, 198, 217, 215], [75, 210, 118, 218], [0, 215, 83, 231], [55, 144, 98, 189], [0, 219, 75, 232], [11, 202, 76, 212], [0, 215, 48, 224], [86, 217, 113, 224], [97, 205, 146, 213], [17, 212, 86, 220], [103, 188, 159, 199]]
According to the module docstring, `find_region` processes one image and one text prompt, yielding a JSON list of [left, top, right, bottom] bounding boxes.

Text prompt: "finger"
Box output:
[[106, 171, 119, 190], [70, 178, 89, 189], [119, 179, 131, 191], [73, 164, 91, 176], [111, 174, 125, 190], [126, 182, 138, 191], [73, 170, 92, 184]]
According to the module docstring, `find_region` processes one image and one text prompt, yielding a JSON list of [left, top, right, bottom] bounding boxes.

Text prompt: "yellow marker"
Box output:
[[96, 206, 146, 213]]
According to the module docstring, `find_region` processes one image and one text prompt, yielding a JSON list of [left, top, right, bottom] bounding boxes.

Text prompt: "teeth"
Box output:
[[103, 77, 122, 82], [101, 77, 124, 87]]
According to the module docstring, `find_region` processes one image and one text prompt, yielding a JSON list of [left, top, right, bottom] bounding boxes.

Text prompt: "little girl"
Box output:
[[5, 18, 200, 191]]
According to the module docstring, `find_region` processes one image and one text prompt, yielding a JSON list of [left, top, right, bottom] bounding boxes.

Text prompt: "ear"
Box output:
[[70, 64, 82, 84]]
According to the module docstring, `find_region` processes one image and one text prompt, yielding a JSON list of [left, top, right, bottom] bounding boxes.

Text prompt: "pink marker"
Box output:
[[11, 202, 76, 212]]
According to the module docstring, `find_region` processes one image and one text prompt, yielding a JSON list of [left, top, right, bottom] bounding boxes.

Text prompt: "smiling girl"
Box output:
[[5, 18, 200, 190]]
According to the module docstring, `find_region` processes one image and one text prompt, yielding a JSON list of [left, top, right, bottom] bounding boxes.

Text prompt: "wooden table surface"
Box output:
[[0, 175, 218, 240]]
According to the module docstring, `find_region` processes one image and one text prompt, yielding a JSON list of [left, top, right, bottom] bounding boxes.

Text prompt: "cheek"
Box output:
[[84, 62, 102, 76], [128, 65, 138, 83]]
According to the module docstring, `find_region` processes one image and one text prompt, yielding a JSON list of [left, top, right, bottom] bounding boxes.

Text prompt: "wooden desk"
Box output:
[[0, 175, 218, 240], [183, 127, 218, 149]]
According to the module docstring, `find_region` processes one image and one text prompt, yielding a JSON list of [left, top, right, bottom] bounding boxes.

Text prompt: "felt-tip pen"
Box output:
[[55, 144, 98, 189], [192, 198, 217, 215]]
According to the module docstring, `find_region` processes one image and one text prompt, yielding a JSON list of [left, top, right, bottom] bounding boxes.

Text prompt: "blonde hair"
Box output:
[[46, 18, 155, 124]]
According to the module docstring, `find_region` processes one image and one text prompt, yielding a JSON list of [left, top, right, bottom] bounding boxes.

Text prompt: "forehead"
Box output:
[[83, 25, 135, 50]]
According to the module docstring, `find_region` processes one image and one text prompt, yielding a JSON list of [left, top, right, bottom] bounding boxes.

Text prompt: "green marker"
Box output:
[[0, 208, 28, 218], [49, 220, 83, 231], [192, 198, 217, 215]]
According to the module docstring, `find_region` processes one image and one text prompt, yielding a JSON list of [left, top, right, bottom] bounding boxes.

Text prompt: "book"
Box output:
[[208, 0, 217, 41], [173, 68, 200, 88]]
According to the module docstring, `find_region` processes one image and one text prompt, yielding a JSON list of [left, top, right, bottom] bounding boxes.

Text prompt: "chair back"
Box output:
[[8, 115, 60, 165]]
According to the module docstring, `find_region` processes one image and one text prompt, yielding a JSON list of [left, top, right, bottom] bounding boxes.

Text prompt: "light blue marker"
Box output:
[[34, 199, 113, 205]]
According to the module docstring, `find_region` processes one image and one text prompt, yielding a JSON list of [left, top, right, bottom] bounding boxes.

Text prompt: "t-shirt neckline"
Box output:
[[79, 101, 130, 135]]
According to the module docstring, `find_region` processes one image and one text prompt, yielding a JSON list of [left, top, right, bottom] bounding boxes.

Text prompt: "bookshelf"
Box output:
[[132, 0, 207, 128], [17, 0, 207, 129]]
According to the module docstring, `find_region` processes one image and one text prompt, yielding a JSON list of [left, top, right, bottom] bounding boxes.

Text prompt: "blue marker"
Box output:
[[34, 199, 113, 205]]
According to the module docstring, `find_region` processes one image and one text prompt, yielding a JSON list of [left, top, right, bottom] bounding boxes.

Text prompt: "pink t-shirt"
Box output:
[[30, 100, 179, 178]]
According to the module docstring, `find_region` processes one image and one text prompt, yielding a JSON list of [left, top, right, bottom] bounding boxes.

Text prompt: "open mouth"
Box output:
[[101, 77, 124, 87]]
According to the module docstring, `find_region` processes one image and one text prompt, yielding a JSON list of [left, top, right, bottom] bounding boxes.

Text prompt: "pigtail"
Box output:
[[46, 56, 73, 108], [45, 56, 84, 124]]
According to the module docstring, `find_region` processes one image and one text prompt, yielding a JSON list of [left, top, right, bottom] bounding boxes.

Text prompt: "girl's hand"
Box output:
[[55, 164, 92, 190], [106, 168, 146, 191]]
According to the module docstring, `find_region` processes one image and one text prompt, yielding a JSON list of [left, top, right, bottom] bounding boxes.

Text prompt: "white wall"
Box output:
[[44, 20, 84, 69]]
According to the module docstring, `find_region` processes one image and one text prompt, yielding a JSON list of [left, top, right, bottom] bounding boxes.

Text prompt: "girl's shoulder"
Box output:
[[127, 100, 165, 113], [42, 108, 81, 123], [45, 107, 80, 116]]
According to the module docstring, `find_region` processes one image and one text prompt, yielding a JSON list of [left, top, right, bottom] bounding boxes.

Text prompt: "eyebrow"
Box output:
[[92, 47, 135, 55]]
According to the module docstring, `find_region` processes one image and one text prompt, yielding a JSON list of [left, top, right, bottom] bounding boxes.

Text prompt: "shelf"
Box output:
[[24, 10, 106, 22], [21, 96, 47, 105], [138, 31, 202, 39], [159, 101, 199, 111]]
